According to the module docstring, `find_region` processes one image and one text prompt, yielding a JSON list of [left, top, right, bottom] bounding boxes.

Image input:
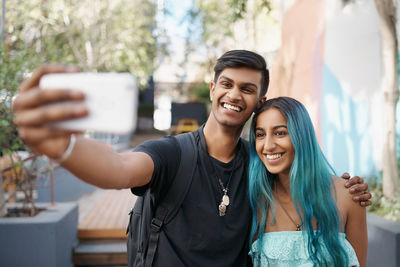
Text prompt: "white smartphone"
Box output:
[[40, 72, 138, 134]]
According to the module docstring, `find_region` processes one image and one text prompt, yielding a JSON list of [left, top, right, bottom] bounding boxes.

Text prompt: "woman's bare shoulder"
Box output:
[[332, 176, 354, 207], [333, 175, 364, 212], [332, 176, 349, 195]]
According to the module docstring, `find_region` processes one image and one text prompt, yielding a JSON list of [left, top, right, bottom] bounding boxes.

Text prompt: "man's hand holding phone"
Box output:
[[12, 65, 137, 162]]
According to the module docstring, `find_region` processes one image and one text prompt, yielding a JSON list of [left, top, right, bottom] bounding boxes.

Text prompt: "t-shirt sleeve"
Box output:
[[130, 136, 180, 199]]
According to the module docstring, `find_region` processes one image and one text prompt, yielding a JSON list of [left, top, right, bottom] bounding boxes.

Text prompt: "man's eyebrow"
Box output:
[[219, 75, 258, 89], [218, 75, 234, 83], [242, 82, 258, 89]]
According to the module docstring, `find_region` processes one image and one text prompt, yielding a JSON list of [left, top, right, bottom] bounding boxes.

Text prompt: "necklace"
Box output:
[[210, 156, 236, 216], [218, 178, 230, 216], [274, 183, 303, 231]]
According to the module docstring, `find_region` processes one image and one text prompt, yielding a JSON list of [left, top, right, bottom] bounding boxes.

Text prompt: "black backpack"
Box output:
[[126, 131, 198, 267]]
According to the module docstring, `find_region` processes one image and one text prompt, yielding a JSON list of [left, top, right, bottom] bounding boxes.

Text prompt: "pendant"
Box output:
[[222, 194, 230, 206], [296, 224, 301, 231], [219, 203, 226, 216]]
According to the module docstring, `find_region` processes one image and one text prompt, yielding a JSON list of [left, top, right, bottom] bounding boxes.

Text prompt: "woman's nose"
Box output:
[[263, 135, 276, 152]]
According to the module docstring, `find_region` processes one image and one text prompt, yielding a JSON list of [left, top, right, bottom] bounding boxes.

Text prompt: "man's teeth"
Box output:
[[266, 153, 283, 160], [223, 103, 241, 112]]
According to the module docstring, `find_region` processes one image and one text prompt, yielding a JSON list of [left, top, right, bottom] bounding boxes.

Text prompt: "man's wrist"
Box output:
[[52, 134, 76, 163]]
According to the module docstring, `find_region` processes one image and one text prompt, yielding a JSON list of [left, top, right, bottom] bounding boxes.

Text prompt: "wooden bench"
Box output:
[[78, 189, 137, 239]]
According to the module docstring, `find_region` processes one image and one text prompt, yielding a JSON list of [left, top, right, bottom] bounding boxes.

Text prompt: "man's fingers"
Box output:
[[341, 172, 350, 179], [13, 87, 85, 111], [360, 200, 372, 207], [19, 65, 79, 93], [349, 183, 369, 194], [18, 127, 73, 145], [352, 192, 372, 202], [344, 175, 362, 187], [14, 102, 88, 127]]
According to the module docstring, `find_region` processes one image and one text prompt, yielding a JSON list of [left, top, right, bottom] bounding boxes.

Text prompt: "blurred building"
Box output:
[[269, 0, 400, 178]]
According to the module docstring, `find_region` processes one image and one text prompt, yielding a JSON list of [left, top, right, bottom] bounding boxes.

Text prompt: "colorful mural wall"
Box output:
[[269, 0, 399, 178]]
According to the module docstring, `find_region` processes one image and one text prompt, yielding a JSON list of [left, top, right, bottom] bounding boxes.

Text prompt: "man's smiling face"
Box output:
[[209, 67, 262, 129]]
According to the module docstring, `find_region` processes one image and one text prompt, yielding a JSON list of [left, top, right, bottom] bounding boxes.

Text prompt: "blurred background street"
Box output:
[[1, 0, 399, 266]]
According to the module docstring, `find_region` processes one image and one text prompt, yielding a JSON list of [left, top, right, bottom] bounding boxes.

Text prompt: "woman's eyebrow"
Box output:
[[273, 125, 287, 130]]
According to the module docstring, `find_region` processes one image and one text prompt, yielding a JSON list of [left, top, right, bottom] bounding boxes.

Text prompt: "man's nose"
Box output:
[[227, 86, 241, 101]]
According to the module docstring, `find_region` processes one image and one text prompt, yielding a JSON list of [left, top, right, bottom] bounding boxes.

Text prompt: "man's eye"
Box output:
[[241, 87, 255, 94], [221, 82, 231, 87]]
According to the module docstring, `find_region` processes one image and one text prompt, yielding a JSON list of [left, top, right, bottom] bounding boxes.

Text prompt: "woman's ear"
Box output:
[[257, 96, 267, 109]]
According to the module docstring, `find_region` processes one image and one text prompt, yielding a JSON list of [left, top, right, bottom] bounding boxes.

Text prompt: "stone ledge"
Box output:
[[367, 212, 400, 267]]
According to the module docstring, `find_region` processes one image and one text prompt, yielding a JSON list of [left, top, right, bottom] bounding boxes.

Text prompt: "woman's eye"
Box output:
[[275, 131, 287, 136], [255, 132, 265, 138]]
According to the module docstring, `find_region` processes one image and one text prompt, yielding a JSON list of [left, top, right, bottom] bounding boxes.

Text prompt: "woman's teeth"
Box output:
[[266, 153, 283, 160]]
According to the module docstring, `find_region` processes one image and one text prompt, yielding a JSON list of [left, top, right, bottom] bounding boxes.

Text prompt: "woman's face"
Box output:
[[254, 108, 295, 177]]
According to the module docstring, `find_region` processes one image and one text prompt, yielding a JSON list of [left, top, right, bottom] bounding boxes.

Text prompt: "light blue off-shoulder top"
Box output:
[[249, 231, 359, 267]]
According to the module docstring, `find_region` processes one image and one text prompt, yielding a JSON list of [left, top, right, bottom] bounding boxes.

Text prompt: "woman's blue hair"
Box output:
[[249, 97, 349, 266]]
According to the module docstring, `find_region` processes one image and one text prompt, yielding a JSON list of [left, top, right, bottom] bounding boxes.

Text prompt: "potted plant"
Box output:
[[0, 43, 79, 267]]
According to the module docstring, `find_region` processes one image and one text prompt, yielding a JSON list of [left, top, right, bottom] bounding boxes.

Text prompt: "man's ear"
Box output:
[[209, 81, 215, 102], [257, 96, 267, 109]]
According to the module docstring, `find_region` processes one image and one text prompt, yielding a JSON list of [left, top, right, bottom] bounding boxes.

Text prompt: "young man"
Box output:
[[12, 50, 371, 266]]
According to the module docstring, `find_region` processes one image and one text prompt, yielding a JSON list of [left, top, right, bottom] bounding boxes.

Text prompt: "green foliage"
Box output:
[[0, 1, 161, 214], [192, 0, 271, 46], [138, 104, 154, 118], [367, 180, 400, 222], [180, 0, 274, 83], [367, 157, 400, 222], [4, 0, 159, 87], [0, 43, 38, 156], [228, 0, 271, 20], [188, 82, 211, 104]]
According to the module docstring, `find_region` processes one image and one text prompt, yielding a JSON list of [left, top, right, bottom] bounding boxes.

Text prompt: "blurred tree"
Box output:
[[0, 0, 161, 216], [182, 0, 274, 82], [4, 0, 159, 86], [374, 0, 399, 200], [0, 42, 40, 216]]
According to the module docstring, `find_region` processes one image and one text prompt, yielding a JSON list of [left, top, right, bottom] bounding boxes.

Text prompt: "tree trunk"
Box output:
[[1, 0, 5, 41], [374, 0, 400, 200], [0, 173, 6, 217]]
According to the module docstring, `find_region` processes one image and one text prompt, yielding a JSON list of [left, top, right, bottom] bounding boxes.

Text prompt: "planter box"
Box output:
[[36, 167, 96, 202], [367, 212, 400, 267], [0, 202, 78, 267]]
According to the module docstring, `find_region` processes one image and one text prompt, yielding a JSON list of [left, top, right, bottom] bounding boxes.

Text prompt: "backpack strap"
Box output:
[[144, 131, 198, 267]]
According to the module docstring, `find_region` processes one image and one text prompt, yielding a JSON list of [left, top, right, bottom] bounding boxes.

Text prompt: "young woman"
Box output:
[[248, 97, 367, 266]]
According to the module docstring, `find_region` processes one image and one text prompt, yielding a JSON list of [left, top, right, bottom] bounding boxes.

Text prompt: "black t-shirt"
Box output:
[[132, 127, 251, 267]]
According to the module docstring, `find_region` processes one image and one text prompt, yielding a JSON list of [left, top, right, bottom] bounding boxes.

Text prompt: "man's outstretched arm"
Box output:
[[13, 65, 153, 189]]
